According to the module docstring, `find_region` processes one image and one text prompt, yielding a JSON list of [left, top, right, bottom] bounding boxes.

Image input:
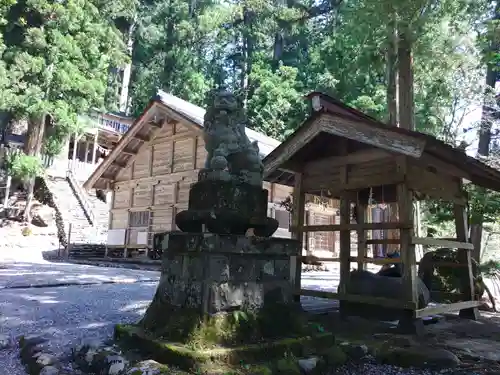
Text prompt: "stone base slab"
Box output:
[[114, 324, 335, 371]]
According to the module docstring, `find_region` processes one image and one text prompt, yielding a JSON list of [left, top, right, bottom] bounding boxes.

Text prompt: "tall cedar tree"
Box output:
[[0, 0, 131, 220]]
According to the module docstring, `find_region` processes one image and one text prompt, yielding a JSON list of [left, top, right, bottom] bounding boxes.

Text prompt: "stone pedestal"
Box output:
[[138, 175, 302, 346], [148, 232, 300, 315], [175, 173, 278, 236], [115, 91, 334, 368], [140, 232, 301, 344]]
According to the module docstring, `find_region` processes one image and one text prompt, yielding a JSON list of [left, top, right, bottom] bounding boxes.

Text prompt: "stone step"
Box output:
[[44, 177, 109, 253], [69, 244, 106, 259]]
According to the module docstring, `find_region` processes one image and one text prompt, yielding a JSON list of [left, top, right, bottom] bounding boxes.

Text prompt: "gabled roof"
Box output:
[[155, 91, 281, 157], [264, 92, 500, 193], [83, 90, 281, 189]]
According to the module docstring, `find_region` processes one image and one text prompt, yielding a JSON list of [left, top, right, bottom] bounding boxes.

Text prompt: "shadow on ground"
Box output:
[[0, 281, 156, 354]]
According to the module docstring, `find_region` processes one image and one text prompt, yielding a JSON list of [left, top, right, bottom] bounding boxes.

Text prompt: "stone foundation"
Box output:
[[139, 232, 302, 346]]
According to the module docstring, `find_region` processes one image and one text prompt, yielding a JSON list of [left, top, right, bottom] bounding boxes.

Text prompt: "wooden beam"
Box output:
[[121, 120, 167, 174], [418, 154, 470, 180], [150, 120, 163, 128], [112, 160, 127, 168], [415, 300, 482, 318], [134, 133, 150, 142], [83, 103, 159, 190], [290, 222, 412, 232], [320, 113, 426, 158], [264, 120, 321, 176], [114, 169, 198, 189], [299, 289, 416, 310], [454, 202, 479, 320], [365, 238, 401, 245], [192, 136, 198, 169], [411, 236, 474, 250], [290, 172, 306, 302], [305, 149, 392, 171], [122, 148, 138, 156], [356, 202, 367, 270], [338, 196, 351, 295], [396, 157, 418, 307], [149, 145, 154, 177], [303, 172, 405, 194]]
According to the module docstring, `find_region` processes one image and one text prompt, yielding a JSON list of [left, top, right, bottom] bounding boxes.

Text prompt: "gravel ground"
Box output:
[[330, 360, 486, 375], [0, 261, 160, 289], [0, 280, 157, 374], [0, 260, 494, 375]]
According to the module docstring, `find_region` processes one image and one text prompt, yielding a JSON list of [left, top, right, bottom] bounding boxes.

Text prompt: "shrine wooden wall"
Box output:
[[107, 120, 340, 253]]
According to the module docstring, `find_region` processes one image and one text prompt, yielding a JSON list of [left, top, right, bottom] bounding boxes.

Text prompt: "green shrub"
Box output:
[[322, 345, 348, 366], [275, 354, 300, 375], [4, 151, 43, 182], [21, 226, 32, 236]]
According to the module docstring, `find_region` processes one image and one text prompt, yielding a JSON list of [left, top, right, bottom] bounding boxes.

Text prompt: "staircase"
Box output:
[[45, 175, 109, 259]]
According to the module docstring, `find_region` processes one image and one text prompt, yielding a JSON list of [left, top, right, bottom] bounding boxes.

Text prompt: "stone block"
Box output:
[[274, 259, 291, 281], [184, 256, 205, 280], [229, 255, 257, 282], [156, 232, 300, 256], [209, 282, 264, 312], [208, 255, 230, 282], [160, 255, 183, 276]]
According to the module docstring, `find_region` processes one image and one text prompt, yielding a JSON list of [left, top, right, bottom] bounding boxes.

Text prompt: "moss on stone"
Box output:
[[321, 345, 348, 366], [274, 356, 301, 375], [115, 324, 334, 371], [247, 364, 273, 375], [138, 300, 308, 350]]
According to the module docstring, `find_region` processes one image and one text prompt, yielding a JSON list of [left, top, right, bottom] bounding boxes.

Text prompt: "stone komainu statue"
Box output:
[[202, 90, 264, 187]]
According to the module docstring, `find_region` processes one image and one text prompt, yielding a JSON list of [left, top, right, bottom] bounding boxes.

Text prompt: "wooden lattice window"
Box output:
[[129, 211, 150, 228], [309, 212, 335, 253], [275, 208, 291, 229], [371, 206, 390, 257]]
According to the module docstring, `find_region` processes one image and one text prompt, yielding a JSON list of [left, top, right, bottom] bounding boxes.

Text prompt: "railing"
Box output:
[[88, 113, 131, 134], [67, 159, 101, 182], [66, 169, 95, 226], [44, 157, 101, 182]]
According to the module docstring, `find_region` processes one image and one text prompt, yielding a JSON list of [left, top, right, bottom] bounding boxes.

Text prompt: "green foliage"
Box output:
[[247, 63, 307, 140], [0, 0, 130, 145], [4, 151, 43, 181], [275, 354, 300, 375], [21, 226, 32, 236], [478, 259, 500, 278], [2, 0, 497, 236], [321, 345, 348, 367]]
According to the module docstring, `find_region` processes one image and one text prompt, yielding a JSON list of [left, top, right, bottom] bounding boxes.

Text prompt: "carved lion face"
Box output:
[[213, 91, 238, 112]]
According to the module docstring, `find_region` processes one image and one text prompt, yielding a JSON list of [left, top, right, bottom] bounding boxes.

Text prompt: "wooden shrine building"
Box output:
[[83, 91, 340, 258], [263, 92, 500, 328]]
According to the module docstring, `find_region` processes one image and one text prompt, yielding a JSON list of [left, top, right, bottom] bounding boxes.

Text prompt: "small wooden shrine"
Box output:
[[263, 92, 500, 331]]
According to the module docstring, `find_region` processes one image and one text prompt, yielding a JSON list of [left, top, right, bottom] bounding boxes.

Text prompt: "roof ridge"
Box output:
[[155, 90, 281, 156]]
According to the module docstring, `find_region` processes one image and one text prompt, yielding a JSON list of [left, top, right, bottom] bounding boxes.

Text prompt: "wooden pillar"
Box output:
[[105, 188, 115, 258], [84, 138, 89, 163], [395, 157, 422, 334], [454, 203, 479, 320], [356, 203, 367, 270], [396, 158, 417, 305], [72, 134, 78, 162], [339, 195, 351, 294], [291, 172, 306, 303], [397, 180, 417, 305], [92, 129, 99, 164]]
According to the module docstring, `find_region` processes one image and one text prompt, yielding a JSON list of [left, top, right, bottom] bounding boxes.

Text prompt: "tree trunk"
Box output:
[[386, 14, 398, 127], [397, 29, 415, 131], [3, 175, 11, 208], [385, 15, 401, 252], [470, 1, 499, 264], [22, 115, 47, 222]]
